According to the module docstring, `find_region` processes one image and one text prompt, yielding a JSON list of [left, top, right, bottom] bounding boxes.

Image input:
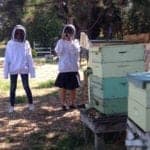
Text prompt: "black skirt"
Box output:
[[55, 72, 80, 90]]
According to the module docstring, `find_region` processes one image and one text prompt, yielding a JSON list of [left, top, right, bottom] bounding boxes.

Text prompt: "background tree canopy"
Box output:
[[0, 0, 150, 46], [123, 0, 150, 34]]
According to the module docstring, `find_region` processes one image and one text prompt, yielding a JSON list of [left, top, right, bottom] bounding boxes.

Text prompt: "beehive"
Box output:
[[88, 41, 145, 115], [89, 43, 144, 78], [128, 72, 150, 132]]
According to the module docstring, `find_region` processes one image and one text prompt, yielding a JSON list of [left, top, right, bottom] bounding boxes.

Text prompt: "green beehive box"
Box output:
[[91, 60, 144, 78], [128, 72, 150, 131], [90, 44, 144, 63], [89, 75, 128, 99], [129, 82, 150, 107], [128, 98, 150, 132], [89, 43, 145, 78]]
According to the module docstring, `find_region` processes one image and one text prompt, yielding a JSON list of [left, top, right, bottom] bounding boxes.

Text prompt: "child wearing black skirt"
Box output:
[[55, 24, 80, 110]]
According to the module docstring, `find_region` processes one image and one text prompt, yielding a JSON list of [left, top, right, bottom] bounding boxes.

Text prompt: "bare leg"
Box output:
[[59, 88, 67, 106], [70, 89, 76, 106]]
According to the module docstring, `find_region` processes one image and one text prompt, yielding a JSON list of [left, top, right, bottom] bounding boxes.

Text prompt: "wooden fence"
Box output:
[[33, 41, 51, 56]]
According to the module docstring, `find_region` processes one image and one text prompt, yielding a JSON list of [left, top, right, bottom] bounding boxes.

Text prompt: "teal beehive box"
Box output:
[[91, 60, 144, 78], [128, 72, 150, 131], [89, 97, 127, 115], [88, 75, 128, 114], [89, 75, 128, 99]]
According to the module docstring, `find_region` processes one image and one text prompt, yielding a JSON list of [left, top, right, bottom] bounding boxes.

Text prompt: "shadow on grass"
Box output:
[[0, 82, 125, 150], [0, 47, 5, 57], [0, 88, 93, 150]]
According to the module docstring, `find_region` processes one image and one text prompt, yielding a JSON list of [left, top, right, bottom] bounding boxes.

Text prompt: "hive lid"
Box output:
[[90, 40, 134, 48], [128, 72, 150, 89]]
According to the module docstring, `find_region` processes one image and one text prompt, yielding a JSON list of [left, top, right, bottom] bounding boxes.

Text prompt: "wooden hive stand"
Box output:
[[80, 108, 127, 150], [126, 119, 150, 150]]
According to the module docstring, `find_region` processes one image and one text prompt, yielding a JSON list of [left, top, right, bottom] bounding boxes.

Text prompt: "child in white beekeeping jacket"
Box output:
[[4, 24, 35, 113], [55, 24, 81, 110]]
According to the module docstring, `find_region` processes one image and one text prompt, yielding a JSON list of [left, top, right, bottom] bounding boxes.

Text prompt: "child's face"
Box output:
[[64, 27, 74, 40], [65, 32, 73, 39], [14, 29, 24, 42]]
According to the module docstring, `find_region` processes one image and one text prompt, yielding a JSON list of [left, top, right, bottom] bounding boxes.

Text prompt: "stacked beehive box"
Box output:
[[126, 72, 150, 149], [87, 41, 145, 115], [128, 72, 150, 131]]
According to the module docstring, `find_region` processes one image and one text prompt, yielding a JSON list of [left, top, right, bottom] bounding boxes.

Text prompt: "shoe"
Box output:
[[28, 104, 35, 111], [77, 104, 85, 108], [65, 105, 70, 110], [61, 105, 67, 111], [69, 105, 77, 109], [61, 105, 69, 111], [8, 106, 14, 113]]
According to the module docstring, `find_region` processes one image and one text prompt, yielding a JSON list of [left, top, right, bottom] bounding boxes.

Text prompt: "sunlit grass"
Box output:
[[36, 79, 55, 89], [0, 80, 9, 91]]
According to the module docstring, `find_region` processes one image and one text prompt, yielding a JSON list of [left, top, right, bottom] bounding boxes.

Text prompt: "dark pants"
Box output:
[[10, 74, 33, 106]]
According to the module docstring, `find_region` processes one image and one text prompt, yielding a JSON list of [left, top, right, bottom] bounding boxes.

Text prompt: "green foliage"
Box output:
[[0, 0, 63, 46], [56, 132, 84, 150], [29, 0, 45, 4], [37, 79, 55, 89], [0, 0, 26, 40], [1, 0, 149, 42], [32, 49, 37, 57], [53, 0, 123, 39], [26, 7, 63, 47], [123, 0, 150, 34]]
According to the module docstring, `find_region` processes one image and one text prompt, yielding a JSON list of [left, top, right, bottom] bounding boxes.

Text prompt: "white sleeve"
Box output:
[[74, 39, 80, 52], [55, 39, 64, 56], [69, 39, 80, 54], [3, 42, 10, 79], [26, 41, 35, 78]]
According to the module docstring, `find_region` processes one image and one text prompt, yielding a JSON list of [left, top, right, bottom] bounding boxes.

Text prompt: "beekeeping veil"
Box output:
[[62, 24, 76, 38], [11, 24, 26, 42]]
